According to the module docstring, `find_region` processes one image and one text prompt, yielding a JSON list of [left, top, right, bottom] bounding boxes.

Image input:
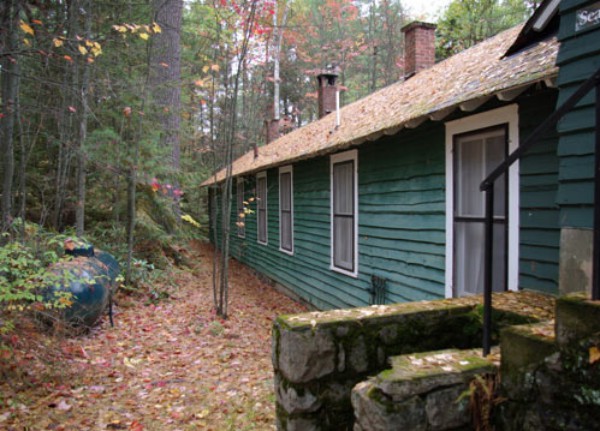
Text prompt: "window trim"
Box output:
[[444, 104, 519, 298], [279, 165, 294, 255], [330, 149, 359, 278], [256, 171, 268, 245], [236, 177, 246, 239]]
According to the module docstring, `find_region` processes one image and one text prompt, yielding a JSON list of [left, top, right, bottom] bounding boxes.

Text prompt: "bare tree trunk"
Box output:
[[76, 0, 92, 237], [368, 0, 377, 92], [52, 0, 77, 231], [214, 1, 258, 319], [1, 0, 20, 234], [150, 0, 183, 218]]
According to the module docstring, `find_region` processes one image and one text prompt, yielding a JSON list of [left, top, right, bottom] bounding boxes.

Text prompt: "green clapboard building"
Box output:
[[203, 0, 600, 310]]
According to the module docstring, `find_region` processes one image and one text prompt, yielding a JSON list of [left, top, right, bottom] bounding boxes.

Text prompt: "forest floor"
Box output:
[[0, 241, 307, 431]]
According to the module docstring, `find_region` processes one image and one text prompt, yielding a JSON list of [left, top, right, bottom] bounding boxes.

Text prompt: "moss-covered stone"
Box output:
[[500, 321, 557, 400], [376, 349, 497, 401], [555, 294, 600, 346], [274, 291, 555, 430]]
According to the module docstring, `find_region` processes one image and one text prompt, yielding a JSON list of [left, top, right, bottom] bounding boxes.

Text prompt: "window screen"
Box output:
[[279, 168, 293, 253], [257, 173, 267, 244], [236, 178, 245, 238], [332, 159, 355, 272]]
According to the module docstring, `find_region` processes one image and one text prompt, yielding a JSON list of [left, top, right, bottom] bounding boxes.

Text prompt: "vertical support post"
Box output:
[[483, 185, 494, 356], [593, 81, 600, 301]]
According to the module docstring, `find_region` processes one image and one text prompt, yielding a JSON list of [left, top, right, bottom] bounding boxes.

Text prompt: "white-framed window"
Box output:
[[330, 150, 358, 277], [279, 166, 294, 254], [236, 177, 245, 238], [445, 104, 520, 298], [256, 171, 268, 245]]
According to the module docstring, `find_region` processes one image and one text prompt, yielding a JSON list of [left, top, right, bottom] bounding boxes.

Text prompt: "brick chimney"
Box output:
[[401, 22, 436, 79], [316, 65, 339, 119]]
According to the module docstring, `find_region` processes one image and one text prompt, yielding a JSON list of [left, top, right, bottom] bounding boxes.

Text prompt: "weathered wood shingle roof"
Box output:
[[203, 24, 558, 186]]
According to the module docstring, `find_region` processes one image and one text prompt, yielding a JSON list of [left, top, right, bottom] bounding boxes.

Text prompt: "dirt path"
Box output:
[[0, 242, 307, 431]]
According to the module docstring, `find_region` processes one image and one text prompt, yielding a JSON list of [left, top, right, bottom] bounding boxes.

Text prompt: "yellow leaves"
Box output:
[[52, 35, 101, 59], [590, 346, 600, 365], [87, 40, 102, 57], [202, 64, 220, 74], [112, 21, 161, 41], [124, 357, 143, 368], [196, 409, 210, 419], [182, 214, 200, 228], [194, 79, 204, 87], [58, 296, 73, 307], [20, 20, 34, 36]]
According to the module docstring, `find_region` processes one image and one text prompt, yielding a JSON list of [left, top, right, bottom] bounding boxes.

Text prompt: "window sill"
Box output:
[[330, 265, 358, 278]]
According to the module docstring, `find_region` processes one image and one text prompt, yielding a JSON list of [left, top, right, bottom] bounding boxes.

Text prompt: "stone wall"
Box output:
[[497, 296, 600, 430], [352, 349, 497, 431], [272, 297, 536, 430]]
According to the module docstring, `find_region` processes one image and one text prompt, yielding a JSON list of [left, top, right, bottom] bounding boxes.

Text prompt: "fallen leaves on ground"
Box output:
[[0, 241, 307, 431]]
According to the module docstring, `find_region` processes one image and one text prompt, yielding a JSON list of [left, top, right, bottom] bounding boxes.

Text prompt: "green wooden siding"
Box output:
[[215, 126, 447, 310], [518, 89, 560, 294], [209, 93, 562, 308], [359, 126, 446, 303], [556, 0, 600, 228]]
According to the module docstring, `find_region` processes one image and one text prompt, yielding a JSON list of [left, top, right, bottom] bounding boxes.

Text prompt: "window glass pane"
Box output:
[[257, 177, 266, 209], [280, 173, 291, 211], [237, 180, 245, 237], [333, 161, 354, 215], [279, 170, 293, 252], [334, 216, 353, 270], [455, 221, 484, 295], [281, 212, 292, 251], [257, 175, 267, 243], [259, 209, 267, 242], [456, 138, 484, 217], [485, 134, 506, 217]]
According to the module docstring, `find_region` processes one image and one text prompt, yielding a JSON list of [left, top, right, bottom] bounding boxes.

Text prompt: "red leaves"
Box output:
[[0, 242, 307, 429], [129, 420, 144, 431]]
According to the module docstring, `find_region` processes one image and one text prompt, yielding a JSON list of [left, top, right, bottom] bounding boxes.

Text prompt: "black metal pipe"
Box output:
[[477, 67, 600, 342], [593, 82, 600, 301], [481, 67, 600, 192], [483, 186, 494, 356]]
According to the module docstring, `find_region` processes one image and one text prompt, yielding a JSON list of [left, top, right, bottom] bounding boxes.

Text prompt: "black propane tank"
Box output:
[[45, 242, 120, 327]]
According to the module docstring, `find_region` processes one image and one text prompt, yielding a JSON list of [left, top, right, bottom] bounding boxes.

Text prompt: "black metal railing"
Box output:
[[479, 66, 600, 356]]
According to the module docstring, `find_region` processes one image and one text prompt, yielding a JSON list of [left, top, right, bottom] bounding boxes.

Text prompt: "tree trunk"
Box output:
[[213, 1, 258, 319], [52, 0, 78, 231], [1, 0, 19, 234], [76, 0, 92, 237], [150, 0, 183, 212]]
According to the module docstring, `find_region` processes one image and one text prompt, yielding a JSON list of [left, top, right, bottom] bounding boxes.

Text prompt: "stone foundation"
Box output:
[[272, 294, 544, 430]]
